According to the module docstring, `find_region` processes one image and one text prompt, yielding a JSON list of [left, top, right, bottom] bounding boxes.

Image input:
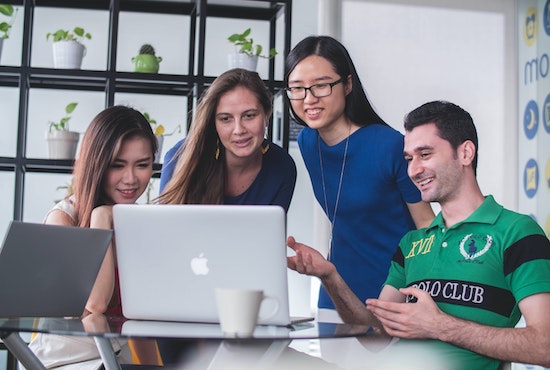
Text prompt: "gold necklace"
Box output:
[[318, 131, 350, 260]]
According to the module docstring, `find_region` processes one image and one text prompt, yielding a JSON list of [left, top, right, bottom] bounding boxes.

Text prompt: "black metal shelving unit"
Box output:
[[0, 0, 292, 221]]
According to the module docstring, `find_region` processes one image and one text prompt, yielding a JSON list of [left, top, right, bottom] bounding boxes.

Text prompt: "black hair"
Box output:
[[284, 36, 387, 127]]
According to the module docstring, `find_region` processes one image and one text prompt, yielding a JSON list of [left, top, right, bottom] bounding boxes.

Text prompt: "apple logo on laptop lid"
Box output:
[[191, 253, 209, 275]]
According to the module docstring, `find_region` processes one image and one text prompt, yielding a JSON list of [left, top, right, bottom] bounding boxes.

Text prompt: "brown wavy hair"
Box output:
[[158, 68, 272, 205]]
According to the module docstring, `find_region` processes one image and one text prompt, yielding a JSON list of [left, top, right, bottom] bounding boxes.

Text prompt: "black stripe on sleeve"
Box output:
[[503, 234, 550, 276], [392, 247, 405, 268]]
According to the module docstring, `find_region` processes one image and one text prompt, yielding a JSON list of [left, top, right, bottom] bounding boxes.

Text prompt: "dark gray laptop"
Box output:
[[0, 221, 112, 318]]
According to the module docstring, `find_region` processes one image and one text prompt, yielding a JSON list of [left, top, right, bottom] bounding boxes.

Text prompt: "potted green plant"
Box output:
[[54, 179, 74, 204], [227, 28, 277, 71], [46, 102, 80, 159], [0, 4, 17, 60], [142, 111, 181, 163], [132, 44, 162, 73], [0, 4, 16, 39], [46, 27, 92, 69]]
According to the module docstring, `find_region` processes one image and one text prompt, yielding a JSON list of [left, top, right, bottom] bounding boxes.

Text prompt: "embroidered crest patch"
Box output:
[[459, 233, 493, 260]]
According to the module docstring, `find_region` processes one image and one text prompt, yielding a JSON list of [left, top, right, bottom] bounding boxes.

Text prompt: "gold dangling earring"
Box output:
[[215, 138, 220, 160], [260, 141, 270, 155]]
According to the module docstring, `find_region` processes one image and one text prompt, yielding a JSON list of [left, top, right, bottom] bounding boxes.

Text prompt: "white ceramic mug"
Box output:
[[215, 288, 279, 337]]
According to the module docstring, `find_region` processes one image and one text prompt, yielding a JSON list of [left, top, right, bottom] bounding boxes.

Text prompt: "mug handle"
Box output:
[[258, 295, 279, 321]]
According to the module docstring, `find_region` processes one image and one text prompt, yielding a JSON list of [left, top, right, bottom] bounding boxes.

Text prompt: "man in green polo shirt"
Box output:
[[287, 100, 550, 370]]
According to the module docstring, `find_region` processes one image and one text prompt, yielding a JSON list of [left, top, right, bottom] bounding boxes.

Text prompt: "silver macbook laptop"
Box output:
[[0, 221, 112, 317], [113, 204, 298, 326]]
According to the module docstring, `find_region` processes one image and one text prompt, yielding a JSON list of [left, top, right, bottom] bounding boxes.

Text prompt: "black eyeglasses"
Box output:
[[285, 79, 343, 100]]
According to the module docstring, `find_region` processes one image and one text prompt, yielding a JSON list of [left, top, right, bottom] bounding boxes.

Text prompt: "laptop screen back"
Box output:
[[0, 221, 112, 317], [113, 204, 291, 326]]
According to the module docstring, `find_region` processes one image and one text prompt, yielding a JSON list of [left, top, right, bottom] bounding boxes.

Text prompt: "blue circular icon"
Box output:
[[523, 158, 539, 199], [544, 0, 550, 36], [544, 92, 550, 134], [523, 100, 539, 139]]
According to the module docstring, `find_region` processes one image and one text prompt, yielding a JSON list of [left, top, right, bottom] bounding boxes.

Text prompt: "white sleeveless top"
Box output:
[[44, 195, 76, 224]]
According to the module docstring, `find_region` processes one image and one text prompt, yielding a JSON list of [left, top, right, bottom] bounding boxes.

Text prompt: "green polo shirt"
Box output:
[[384, 195, 550, 369]]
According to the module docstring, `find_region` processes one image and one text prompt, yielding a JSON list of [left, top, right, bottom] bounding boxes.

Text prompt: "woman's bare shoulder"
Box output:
[[44, 208, 77, 227]]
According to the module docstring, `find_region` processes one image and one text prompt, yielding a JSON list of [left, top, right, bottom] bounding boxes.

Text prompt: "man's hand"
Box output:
[[286, 236, 336, 279], [366, 286, 444, 340]]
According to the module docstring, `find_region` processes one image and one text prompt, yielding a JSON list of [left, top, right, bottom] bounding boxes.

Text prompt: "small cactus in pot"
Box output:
[[139, 44, 155, 56], [132, 43, 162, 73]]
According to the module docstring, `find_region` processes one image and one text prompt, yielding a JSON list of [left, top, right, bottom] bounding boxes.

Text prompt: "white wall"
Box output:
[[341, 0, 518, 210], [285, 0, 321, 317]]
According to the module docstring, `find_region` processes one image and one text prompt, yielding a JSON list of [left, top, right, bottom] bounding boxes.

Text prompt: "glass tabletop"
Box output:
[[0, 315, 372, 341]]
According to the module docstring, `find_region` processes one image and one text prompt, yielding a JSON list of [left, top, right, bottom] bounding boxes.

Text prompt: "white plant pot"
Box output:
[[46, 130, 80, 159], [53, 40, 86, 69], [155, 135, 164, 163], [0, 38, 3, 63], [227, 53, 258, 71]]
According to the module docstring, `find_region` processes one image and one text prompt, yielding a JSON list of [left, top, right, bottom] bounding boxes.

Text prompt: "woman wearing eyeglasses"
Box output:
[[285, 36, 435, 322]]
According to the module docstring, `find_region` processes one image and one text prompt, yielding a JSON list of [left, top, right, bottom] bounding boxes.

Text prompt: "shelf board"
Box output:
[[120, 0, 195, 14], [22, 158, 75, 174], [0, 158, 163, 176], [206, 3, 284, 21], [0, 71, 20, 87], [0, 157, 16, 172], [0, 0, 23, 6], [0, 67, 285, 94], [28, 70, 108, 91], [31, 0, 288, 19], [14, 69, 280, 91], [33, 0, 111, 10]]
